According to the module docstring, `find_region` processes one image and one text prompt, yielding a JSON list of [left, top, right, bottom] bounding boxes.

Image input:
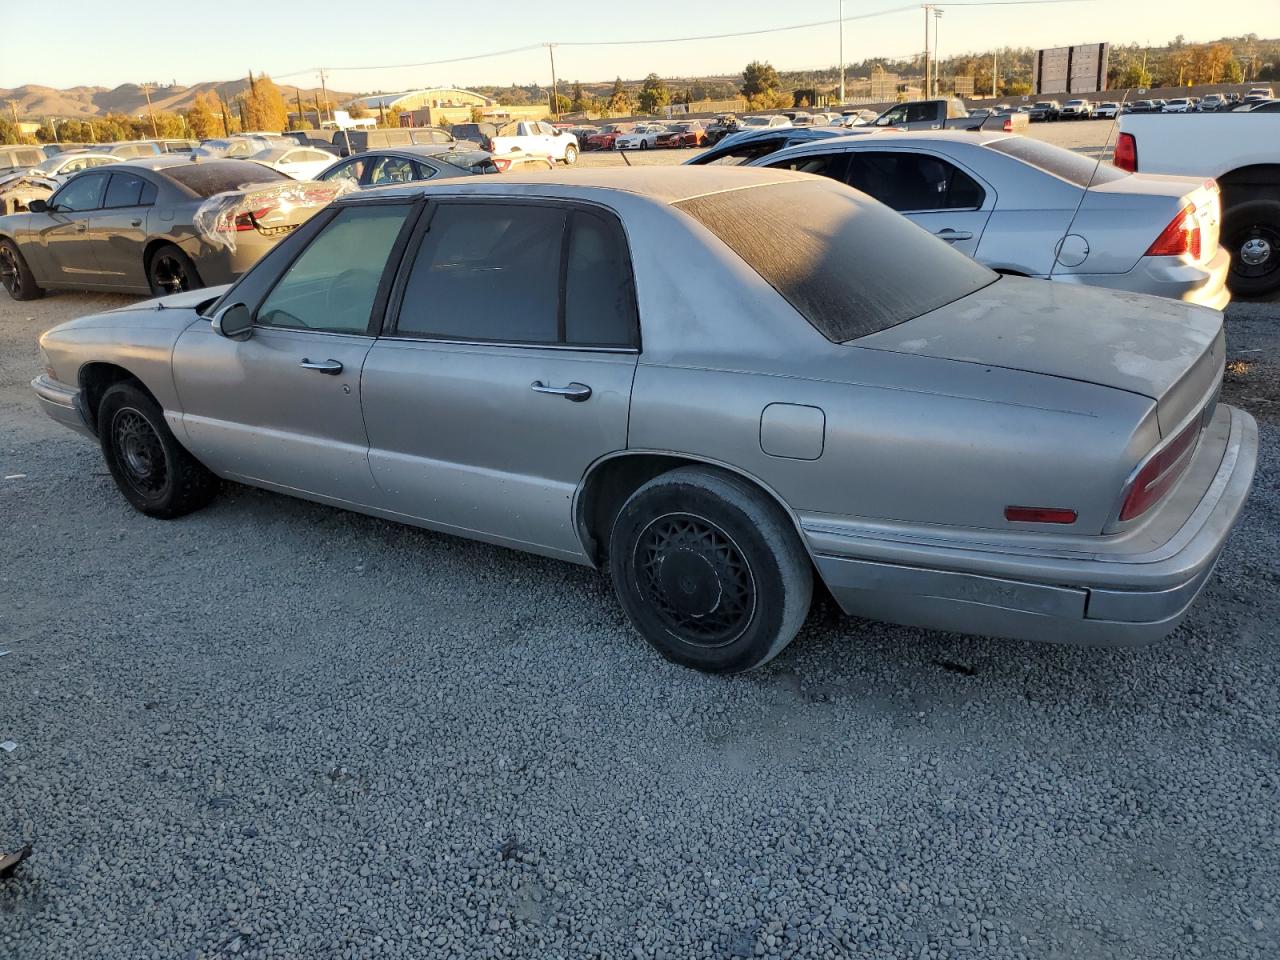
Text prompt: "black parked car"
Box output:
[[1027, 100, 1062, 122]]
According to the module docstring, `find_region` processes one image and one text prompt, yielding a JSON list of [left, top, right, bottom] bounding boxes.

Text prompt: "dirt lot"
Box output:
[[1, 148, 1279, 958]]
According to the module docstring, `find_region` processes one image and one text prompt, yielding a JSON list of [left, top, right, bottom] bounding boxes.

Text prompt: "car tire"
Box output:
[[608, 466, 813, 674], [639, 140, 649, 150], [0, 237, 44, 301], [147, 243, 203, 297], [563, 144, 577, 165], [1223, 200, 1280, 298], [98, 381, 218, 519]]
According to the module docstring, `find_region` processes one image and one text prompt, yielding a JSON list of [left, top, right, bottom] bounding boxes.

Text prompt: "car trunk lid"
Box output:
[[1074, 173, 1221, 272], [857, 275, 1224, 436]]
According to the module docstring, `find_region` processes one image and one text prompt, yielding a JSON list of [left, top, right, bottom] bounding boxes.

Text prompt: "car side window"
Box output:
[[707, 141, 782, 166], [564, 210, 638, 347], [845, 152, 985, 212], [51, 172, 109, 212], [257, 204, 412, 334], [411, 161, 438, 181], [103, 172, 151, 208], [766, 152, 851, 182], [319, 157, 364, 185], [397, 203, 566, 343], [369, 156, 417, 186]]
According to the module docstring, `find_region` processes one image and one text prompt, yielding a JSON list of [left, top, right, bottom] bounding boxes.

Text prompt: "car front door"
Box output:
[[844, 149, 992, 256], [360, 199, 639, 560], [88, 170, 158, 289], [28, 171, 110, 284], [172, 201, 417, 504]]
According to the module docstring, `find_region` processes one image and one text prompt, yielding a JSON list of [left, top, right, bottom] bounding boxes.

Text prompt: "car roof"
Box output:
[[343, 166, 811, 205], [349, 144, 475, 160]]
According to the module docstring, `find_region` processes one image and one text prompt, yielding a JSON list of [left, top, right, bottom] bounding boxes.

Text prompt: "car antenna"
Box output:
[[1048, 84, 1136, 281]]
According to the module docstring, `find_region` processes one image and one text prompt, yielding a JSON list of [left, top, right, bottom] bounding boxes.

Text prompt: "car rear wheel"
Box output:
[[563, 144, 578, 165], [639, 140, 649, 151], [1224, 200, 1280, 298], [608, 466, 813, 673], [0, 237, 44, 301], [147, 243, 203, 297], [98, 382, 218, 518]]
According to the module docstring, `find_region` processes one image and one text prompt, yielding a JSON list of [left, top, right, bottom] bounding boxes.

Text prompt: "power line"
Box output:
[[271, 0, 1088, 77]]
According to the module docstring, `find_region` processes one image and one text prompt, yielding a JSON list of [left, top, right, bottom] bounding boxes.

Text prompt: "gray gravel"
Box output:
[[1, 287, 1278, 960]]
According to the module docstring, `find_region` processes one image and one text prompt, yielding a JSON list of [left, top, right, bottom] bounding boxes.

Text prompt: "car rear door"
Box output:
[[172, 201, 417, 503], [360, 199, 639, 560], [843, 148, 993, 256], [88, 170, 157, 289]]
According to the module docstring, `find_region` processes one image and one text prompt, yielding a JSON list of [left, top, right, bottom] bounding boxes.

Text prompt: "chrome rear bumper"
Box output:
[[807, 404, 1257, 646], [31, 375, 95, 439]]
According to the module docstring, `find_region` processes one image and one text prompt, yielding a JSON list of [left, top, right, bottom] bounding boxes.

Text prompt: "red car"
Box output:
[[655, 122, 707, 149], [584, 123, 635, 151]]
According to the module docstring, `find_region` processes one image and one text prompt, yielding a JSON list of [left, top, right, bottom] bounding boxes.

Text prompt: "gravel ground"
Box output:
[[2, 239, 1278, 957]]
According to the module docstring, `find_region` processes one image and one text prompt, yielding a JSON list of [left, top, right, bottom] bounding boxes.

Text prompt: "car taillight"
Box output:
[[492, 157, 511, 173], [1113, 132, 1137, 172], [233, 207, 274, 232], [1118, 418, 1201, 521], [1146, 203, 1201, 259], [481, 138, 493, 151]]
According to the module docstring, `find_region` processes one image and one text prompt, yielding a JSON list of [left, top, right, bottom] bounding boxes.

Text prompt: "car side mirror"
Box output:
[[212, 302, 253, 340], [28, 199, 48, 213]]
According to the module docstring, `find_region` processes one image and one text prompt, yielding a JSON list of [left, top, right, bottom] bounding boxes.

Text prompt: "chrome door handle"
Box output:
[[75, 224, 87, 233], [130, 218, 142, 227], [935, 229, 973, 242], [531, 380, 592, 402], [299, 358, 344, 375]]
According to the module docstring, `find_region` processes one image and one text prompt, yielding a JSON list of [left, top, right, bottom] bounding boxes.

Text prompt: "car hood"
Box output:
[[856, 276, 1223, 436]]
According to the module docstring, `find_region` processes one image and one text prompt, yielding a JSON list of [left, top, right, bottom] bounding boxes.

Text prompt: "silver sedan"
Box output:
[[751, 130, 1231, 309], [33, 168, 1257, 673]]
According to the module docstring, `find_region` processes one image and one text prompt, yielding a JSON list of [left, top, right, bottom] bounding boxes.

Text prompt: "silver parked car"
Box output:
[[751, 130, 1231, 309], [33, 169, 1257, 673]]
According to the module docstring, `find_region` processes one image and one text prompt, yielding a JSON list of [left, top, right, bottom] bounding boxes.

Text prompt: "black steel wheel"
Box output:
[[98, 381, 218, 518], [1224, 200, 1280, 298], [0, 237, 44, 301], [147, 243, 203, 297], [609, 466, 812, 673]]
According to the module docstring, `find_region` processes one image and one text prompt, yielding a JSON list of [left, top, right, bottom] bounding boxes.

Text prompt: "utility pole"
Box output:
[[546, 44, 560, 120], [140, 82, 159, 138], [993, 52, 998, 98], [838, 0, 845, 104], [295, 89, 304, 129], [219, 98, 231, 136], [314, 94, 323, 128], [317, 69, 332, 122], [922, 5, 931, 99], [933, 8, 944, 96]]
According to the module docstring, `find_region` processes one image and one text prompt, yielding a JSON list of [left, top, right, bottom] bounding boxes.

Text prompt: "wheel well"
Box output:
[[142, 239, 171, 273], [575, 453, 806, 568], [78, 363, 155, 436], [1217, 165, 1280, 207]]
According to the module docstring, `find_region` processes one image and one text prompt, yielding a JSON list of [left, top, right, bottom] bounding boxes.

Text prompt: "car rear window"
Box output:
[[983, 136, 1127, 187], [676, 179, 996, 342], [161, 161, 290, 197]]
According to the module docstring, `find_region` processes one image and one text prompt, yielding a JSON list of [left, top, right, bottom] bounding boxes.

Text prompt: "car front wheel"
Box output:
[[98, 382, 218, 518], [563, 144, 578, 165], [608, 466, 813, 673]]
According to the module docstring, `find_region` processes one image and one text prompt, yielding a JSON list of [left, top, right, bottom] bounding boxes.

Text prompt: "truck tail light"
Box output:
[[491, 157, 511, 173], [1146, 203, 1201, 259], [1118, 418, 1200, 521], [1113, 132, 1137, 172]]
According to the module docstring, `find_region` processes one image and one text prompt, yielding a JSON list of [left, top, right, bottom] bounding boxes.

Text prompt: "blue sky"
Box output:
[[1, 0, 1267, 92]]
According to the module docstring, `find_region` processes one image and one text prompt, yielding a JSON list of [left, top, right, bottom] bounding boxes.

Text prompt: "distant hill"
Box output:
[[0, 80, 360, 120]]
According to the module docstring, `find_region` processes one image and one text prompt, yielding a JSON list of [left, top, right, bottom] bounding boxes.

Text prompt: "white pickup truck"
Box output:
[[1116, 113, 1280, 296], [483, 120, 579, 165]]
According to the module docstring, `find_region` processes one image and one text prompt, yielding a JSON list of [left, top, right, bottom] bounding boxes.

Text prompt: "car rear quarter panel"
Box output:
[[623, 200, 1157, 536]]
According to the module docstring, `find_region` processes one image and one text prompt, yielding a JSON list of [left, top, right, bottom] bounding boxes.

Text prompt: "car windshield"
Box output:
[[742, 117, 771, 126], [984, 136, 1128, 188], [34, 155, 71, 173], [1033, 103, 1053, 109], [435, 151, 492, 172], [161, 160, 290, 197], [676, 179, 996, 342]]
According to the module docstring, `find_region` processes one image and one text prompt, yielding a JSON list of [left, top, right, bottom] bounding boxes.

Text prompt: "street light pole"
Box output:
[[547, 44, 560, 120], [934, 8, 944, 97], [922, 5, 931, 98]]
